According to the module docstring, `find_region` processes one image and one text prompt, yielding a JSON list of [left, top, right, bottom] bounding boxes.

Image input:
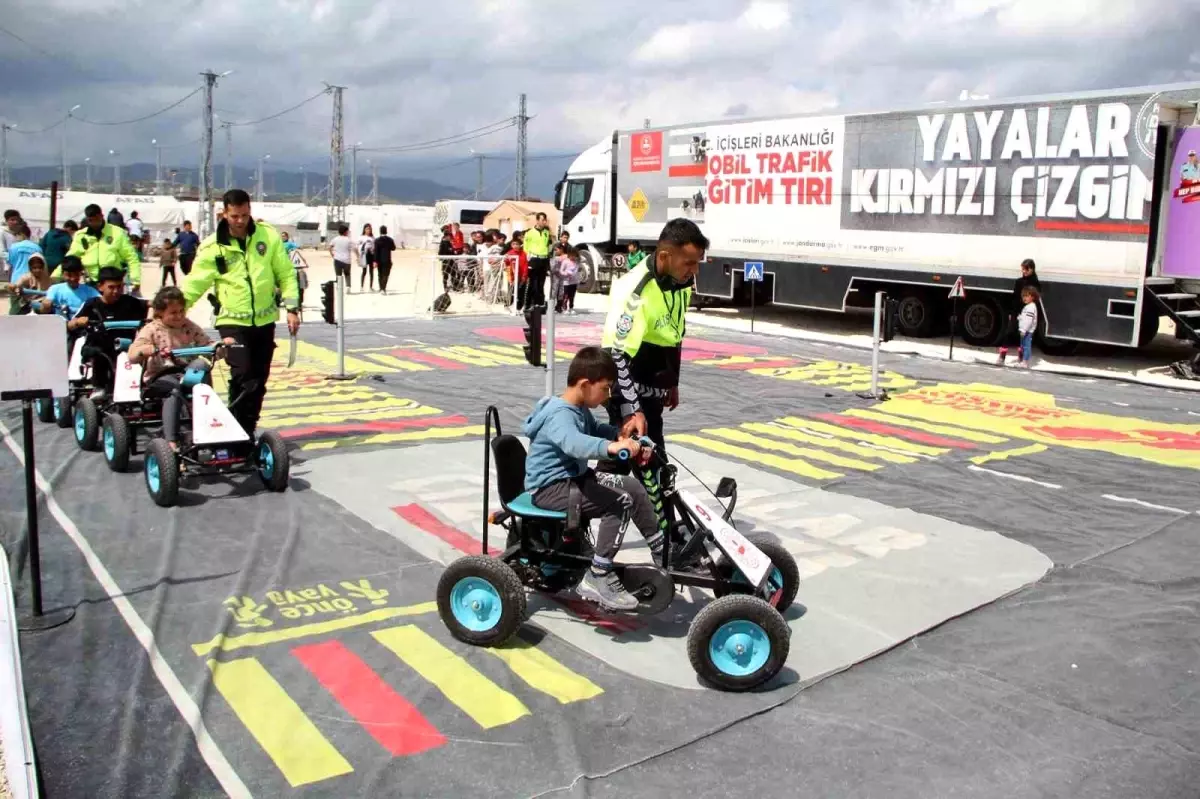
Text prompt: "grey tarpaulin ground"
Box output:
[[0, 312, 1196, 798]]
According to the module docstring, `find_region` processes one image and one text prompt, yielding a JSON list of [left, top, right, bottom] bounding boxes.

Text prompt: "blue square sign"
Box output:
[[744, 261, 764, 282]]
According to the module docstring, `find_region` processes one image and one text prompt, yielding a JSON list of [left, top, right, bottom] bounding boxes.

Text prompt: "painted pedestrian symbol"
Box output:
[[948, 276, 966, 299]]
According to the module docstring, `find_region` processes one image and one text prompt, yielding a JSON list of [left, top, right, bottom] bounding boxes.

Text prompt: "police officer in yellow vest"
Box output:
[[601, 218, 708, 540], [53, 203, 141, 290], [182, 189, 300, 439]]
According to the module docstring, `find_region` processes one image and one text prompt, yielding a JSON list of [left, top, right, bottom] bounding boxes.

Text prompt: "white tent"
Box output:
[[0, 187, 186, 241]]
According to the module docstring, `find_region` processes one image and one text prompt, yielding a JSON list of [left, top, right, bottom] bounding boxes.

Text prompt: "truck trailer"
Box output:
[[556, 83, 1200, 351]]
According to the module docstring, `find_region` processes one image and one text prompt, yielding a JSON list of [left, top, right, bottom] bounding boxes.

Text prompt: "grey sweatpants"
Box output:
[[534, 470, 662, 568]]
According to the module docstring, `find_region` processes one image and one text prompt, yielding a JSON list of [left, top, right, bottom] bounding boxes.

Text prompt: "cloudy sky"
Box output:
[[2, 0, 1198, 188]]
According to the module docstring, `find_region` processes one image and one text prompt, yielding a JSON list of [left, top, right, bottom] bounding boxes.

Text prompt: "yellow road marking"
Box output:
[[358, 353, 432, 372], [191, 603, 439, 657], [705, 428, 881, 471], [485, 639, 603, 704], [262, 391, 381, 409], [740, 422, 917, 464], [669, 434, 842, 480], [299, 425, 485, 451], [288, 340, 398, 373], [777, 417, 947, 457], [207, 657, 352, 787], [843, 408, 1010, 444], [425, 347, 505, 367], [372, 625, 530, 729], [970, 443, 1048, 465], [260, 404, 442, 427]]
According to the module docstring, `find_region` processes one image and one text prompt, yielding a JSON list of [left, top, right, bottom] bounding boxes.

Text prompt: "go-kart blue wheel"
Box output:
[[687, 594, 789, 692], [73, 399, 100, 451], [714, 533, 800, 613], [436, 556, 526, 646], [35, 398, 54, 424], [144, 438, 180, 507], [54, 397, 73, 429], [102, 413, 132, 472], [255, 431, 290, 492]]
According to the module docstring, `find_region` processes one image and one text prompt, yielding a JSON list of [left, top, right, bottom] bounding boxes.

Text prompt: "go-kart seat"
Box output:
[[491, 434, 566, 521]]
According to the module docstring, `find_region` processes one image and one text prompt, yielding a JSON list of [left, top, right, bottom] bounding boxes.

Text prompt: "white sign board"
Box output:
[[191, 384, 249, 445], [0, 316, 68, 399], [111, 353, 143, 404], [678, 489, 772, 588]]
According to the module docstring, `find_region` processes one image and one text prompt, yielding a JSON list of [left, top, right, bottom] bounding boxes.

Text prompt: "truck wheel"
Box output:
[[576, 250, 598, 294], [960, 297, 1004, 347], [687, 595, 790, 692], [1137, 303, 1161, 348], [897, 291, 934, 337]]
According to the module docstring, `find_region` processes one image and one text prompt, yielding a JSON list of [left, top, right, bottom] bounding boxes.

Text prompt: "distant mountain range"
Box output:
[[4, 154, 577, 205]]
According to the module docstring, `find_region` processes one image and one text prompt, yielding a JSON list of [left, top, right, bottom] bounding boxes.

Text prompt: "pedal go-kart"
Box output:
[[35, 317, 144, 431], [436, 407, 801, 692], [69, 321, 149, 457], [141, 345, 290, 508]]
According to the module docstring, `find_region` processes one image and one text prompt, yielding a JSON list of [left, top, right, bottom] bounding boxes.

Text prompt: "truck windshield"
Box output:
[[562, 178, 593, 222]]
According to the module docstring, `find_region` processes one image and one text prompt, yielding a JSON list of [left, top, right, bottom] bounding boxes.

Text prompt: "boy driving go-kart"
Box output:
[[68, 266, 148, 401], [524, 346, 665, 611]]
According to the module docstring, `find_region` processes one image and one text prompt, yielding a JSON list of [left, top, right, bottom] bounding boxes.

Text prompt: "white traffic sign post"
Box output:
[[0, 315, 74, 631], [948, 276, 966, 360], [744, 262, 764, 333], [871, 290, 884, 397]]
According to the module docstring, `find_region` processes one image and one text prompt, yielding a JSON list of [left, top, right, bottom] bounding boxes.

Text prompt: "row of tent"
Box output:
[[0, 187, 436, 249]]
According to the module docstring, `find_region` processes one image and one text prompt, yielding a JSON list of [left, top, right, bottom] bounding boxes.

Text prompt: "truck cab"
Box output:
[[555, 136, 618, 292]]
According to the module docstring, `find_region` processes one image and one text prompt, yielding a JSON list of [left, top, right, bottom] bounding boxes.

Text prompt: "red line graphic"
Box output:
[[667, 163, 707, 179], [292, 640, 446, 756], [390, 349, 470, 370], [1033, 219, 1150, 235], [280, 414, 470, 440], [813, 413, 977, 449], [393, 503, 500, 556]]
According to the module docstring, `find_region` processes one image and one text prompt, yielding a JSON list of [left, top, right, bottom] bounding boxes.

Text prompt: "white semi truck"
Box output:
[[555, 83, 1200, 351]]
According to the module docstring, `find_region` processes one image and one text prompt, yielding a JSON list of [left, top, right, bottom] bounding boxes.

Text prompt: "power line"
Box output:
[[10, 116, 66, 135], [224, 89, 329, 127], [74, 88, 203, 126], [360, 118, 517, 153]]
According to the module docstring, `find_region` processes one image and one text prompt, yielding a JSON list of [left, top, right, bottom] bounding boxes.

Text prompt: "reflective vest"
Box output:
[[58, 224, 140, 283], [181, 219, 300, 328]]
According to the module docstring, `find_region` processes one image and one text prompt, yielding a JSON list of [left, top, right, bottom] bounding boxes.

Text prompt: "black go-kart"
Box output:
[[435, 407, 801, 692], [40, 318, 144, 437], [141, 345, 290, 508]]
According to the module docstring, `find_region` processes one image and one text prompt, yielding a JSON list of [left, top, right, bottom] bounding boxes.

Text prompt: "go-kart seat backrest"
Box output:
[[490, 434, 528, 507]]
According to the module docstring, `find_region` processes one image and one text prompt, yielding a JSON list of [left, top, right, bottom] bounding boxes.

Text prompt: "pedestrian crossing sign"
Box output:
[[948, 276, 966, 299], [744, 262, 764, 282]]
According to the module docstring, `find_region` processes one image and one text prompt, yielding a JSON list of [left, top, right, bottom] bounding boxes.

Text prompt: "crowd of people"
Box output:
[[327, 223, 397, 293], [436, 213, 583, 313]]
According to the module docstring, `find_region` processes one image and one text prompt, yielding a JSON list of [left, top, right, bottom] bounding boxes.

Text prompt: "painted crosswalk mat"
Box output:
[[302, 440, 1051, 692]]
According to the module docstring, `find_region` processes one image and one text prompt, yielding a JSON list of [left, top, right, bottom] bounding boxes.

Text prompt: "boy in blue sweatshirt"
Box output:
[[524, 346, 664, 611]]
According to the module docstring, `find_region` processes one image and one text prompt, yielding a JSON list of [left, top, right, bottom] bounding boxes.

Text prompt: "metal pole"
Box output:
[[545, 301, 555, 396], [949, 297, 957, 360], [325, 84, 346, 231], [516, 93, 527, 201], [49, 180, 58, 230], [84, 158, 91, 192], [200, 70, 218, 237], [154, 144, 162, 195], [871, 291, 883, 398], [475, 155, 484, 200], [301, 168, 308, 204], [256, 158, 263, 203], [350, 145, 358, 205], [223, 122, 233, 191], [0, 123, 10, 187], [750, 278, 756, 334], [20, 402, 41, 616], [336, 272, 346, 377], [60, 123, 67, 191]]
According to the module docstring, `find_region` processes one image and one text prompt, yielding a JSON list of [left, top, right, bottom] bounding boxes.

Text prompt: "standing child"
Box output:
[[550, 243, 567, 312], [159, 239, 178, 286], [559, 246, 581, 314], [1017, 286, 1039, 368]]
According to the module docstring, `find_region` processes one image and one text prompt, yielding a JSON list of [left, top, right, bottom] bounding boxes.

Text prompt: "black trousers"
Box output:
[[526, 258, 550, 308], [179, 254, 195, 276], [600, 394, 670, 538], [333, 260, 351, 280], [217, 323, 276, 437], [377, 262, 392, 291]]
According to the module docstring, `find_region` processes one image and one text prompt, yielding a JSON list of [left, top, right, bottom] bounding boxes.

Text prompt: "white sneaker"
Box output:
[[577, 569, 639, 611]]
